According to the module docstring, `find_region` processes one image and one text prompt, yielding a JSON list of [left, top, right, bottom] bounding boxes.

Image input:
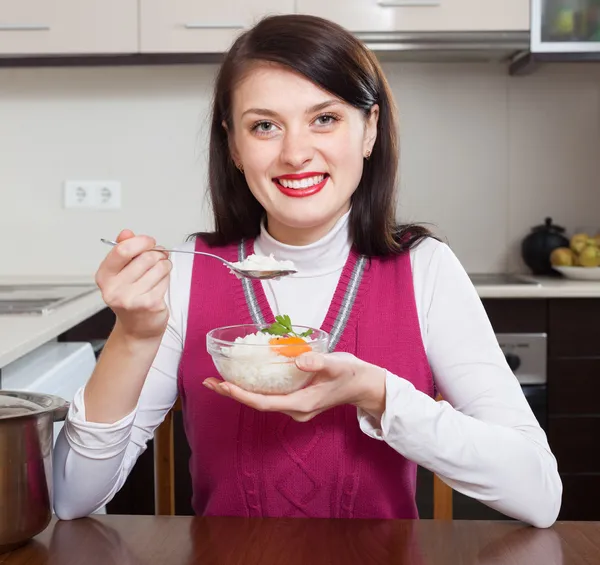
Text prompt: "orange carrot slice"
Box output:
[[269, 336, 312, 358]]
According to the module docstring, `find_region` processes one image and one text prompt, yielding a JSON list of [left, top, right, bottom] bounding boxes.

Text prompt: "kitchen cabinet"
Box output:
[[295, 0, 530, 33], [484, 298, 600, 521], [140, 0, 295, 54], [0, 0, 138, 55], [547, 298, 600, 521], [532, 0, 600, 53]]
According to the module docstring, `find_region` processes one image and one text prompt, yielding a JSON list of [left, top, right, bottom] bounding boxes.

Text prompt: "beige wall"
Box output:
[[1, 61, 598, 276]]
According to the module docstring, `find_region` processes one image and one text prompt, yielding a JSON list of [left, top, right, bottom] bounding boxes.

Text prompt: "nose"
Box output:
[[280, 129, 314, 169]]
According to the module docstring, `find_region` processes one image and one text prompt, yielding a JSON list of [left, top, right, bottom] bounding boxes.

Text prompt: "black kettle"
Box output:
[[521, 217, 569, 275]]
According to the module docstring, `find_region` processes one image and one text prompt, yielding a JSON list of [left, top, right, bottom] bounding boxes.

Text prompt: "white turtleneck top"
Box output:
[[53, 212, 562, 527]]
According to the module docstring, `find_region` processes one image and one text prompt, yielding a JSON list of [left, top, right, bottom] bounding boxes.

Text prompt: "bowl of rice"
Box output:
[[206, 322, 329, 394]]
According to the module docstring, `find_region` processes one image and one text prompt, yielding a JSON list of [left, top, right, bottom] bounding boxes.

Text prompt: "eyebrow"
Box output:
[[241, 99, 340, 119]]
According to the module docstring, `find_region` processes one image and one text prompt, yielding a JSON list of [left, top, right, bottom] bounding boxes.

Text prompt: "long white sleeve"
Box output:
[[52, 249, 188, 520], [359, 240, 562, 528]]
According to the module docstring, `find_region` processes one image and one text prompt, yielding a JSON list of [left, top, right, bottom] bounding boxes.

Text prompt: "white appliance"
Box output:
[[1, 340, 106, 514], [1, 341, 96, 441]]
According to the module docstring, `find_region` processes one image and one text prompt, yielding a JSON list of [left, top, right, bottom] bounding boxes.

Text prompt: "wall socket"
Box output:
[[64, 181, 121, 209]]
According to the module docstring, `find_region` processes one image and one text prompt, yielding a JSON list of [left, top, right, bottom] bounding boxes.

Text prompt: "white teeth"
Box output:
[[279, 175, 325, 189]]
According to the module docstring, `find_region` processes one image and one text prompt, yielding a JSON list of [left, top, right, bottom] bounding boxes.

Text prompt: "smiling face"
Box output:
[[227, 63, 378, 245]]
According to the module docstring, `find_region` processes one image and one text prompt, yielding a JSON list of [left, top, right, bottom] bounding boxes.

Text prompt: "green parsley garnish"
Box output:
[[261, 314, 313, 338]]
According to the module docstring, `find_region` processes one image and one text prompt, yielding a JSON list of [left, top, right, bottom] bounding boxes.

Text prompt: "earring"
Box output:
[[237, 163, 244, 173], [364, 150, 371, 160]]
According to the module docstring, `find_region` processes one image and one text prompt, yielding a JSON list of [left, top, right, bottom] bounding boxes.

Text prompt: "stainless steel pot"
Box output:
[[0, 390, 69, 553]]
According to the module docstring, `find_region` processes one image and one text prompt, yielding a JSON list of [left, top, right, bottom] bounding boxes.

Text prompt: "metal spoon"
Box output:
[[100, 239, 297, 280]]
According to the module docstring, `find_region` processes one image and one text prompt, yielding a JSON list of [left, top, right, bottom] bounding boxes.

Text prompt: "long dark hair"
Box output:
[[193, 14, 431, 256]]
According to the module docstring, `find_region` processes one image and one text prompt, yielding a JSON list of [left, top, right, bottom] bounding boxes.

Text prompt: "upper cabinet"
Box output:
[[295, 0, 530, 33], [0, 0, 531, 59], [532, 0, 600, 53], [0, 0, 137, 55], [140, 0, 295, 53]]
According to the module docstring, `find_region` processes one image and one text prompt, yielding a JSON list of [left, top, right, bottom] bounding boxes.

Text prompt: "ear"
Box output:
[[222, 119, 241, 166], [363, 104, 379, 156]]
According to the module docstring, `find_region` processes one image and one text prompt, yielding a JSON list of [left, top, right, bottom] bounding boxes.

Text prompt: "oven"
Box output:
[[416, 332, 548, 520]]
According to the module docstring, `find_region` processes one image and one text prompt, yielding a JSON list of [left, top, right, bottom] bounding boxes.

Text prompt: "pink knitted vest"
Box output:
[[178, 237, 434, 518]]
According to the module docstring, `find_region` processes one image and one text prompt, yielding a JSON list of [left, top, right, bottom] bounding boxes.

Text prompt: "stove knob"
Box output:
[[505, 352, 521, 372]]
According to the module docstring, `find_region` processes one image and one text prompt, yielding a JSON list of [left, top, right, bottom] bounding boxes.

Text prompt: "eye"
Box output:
[[251, 121, 278, 136], [314, 113, 340, 126]]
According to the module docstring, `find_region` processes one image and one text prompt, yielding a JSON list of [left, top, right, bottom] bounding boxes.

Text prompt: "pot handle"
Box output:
[[48, 396, 70, 422]]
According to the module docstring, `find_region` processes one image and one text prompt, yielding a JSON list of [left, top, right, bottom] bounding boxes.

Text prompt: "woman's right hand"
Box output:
[[95, 229, 172, 341]]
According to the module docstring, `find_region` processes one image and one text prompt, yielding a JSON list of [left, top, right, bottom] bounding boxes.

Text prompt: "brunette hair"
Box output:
[[193, 14, 431, 256]]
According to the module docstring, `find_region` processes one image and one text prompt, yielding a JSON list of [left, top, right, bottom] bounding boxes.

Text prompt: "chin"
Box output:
[[271, 204, 348, 232]]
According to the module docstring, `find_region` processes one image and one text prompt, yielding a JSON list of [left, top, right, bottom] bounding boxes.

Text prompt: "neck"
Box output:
[[265, 206, 350, 246]]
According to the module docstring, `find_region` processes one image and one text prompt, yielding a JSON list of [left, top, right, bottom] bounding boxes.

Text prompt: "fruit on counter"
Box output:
[[550, 247, 575, 267], [551, 232, 600, 269], [578, 242, 600, 267], [570, 233, 589, 254]]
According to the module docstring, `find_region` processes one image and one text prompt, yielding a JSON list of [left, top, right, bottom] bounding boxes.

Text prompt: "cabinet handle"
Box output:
[[184, 23, 245, 30], [377, 1, 440, 6], [0, 24, 50, 31]]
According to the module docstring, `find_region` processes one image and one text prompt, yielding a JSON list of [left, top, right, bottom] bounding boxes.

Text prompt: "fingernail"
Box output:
[[297, 354, 316, 370], [203, 381, 216, 391]]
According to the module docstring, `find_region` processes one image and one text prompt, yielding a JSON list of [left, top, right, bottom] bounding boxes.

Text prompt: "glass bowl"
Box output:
[[206, 324, 329, 394]]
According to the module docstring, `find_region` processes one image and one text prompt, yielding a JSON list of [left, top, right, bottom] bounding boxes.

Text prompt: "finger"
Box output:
[[101, 235, 158, 277], [203, 378, 222, 390], [283, 408, 326, 422], [133, 269, 171, 312], [116, 250, 171, 286], [116, 229, 136, 243], [296, 352, 356, 380], [101, 259, 170, 311], [295, 352, 327, 373]]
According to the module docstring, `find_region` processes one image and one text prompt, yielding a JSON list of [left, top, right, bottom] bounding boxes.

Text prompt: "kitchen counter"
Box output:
[[1, 274, 599, 370], [474, 276, 600, 299], [0, 276, 105, 369], [1, 515, 599, 564]]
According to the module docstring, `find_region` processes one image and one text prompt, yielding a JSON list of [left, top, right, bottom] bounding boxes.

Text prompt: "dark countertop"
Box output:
[[1, 516, 599, 564]]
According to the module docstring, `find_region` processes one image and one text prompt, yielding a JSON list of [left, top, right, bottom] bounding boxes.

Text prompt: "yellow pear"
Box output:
[[578, 243, 600, 267], [593, 233, 600, 247], [550, 247, 575, 267], [570, 233, 589, 254]]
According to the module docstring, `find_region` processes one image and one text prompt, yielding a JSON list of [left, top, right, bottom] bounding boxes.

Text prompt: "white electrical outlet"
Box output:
[[64, 181, 122, 209], [96, 181, 121, 209], [64, 181, 94, 208]]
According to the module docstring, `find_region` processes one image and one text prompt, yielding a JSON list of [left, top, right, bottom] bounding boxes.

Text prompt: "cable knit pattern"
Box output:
[[178, 236, 434, 518]]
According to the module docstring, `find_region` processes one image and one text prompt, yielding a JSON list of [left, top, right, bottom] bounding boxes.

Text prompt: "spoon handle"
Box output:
[[100, 239, 233, 266]]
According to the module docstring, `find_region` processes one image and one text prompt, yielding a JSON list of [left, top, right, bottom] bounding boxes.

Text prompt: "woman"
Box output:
[[53, 14, 562, 527]]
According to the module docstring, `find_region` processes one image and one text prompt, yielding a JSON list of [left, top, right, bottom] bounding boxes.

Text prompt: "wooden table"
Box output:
[[1, 516, 599, 564]]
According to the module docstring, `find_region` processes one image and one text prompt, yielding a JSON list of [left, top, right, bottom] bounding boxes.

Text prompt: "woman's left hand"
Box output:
[[203, 352, 386, 422]]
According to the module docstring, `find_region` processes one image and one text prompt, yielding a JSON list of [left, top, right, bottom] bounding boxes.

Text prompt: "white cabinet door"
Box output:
[[0, 0, 138, 55], [295, 0, 530, 33], [141, 0, 295, 53]]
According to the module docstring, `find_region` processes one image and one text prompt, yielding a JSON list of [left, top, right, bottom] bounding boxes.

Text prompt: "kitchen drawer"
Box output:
[[558, 474, 600, 521], [481, 299, 547, 334], [549, 299, 600, 358], [548, 416, 600, 473], [549, 359, 600, 415]]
